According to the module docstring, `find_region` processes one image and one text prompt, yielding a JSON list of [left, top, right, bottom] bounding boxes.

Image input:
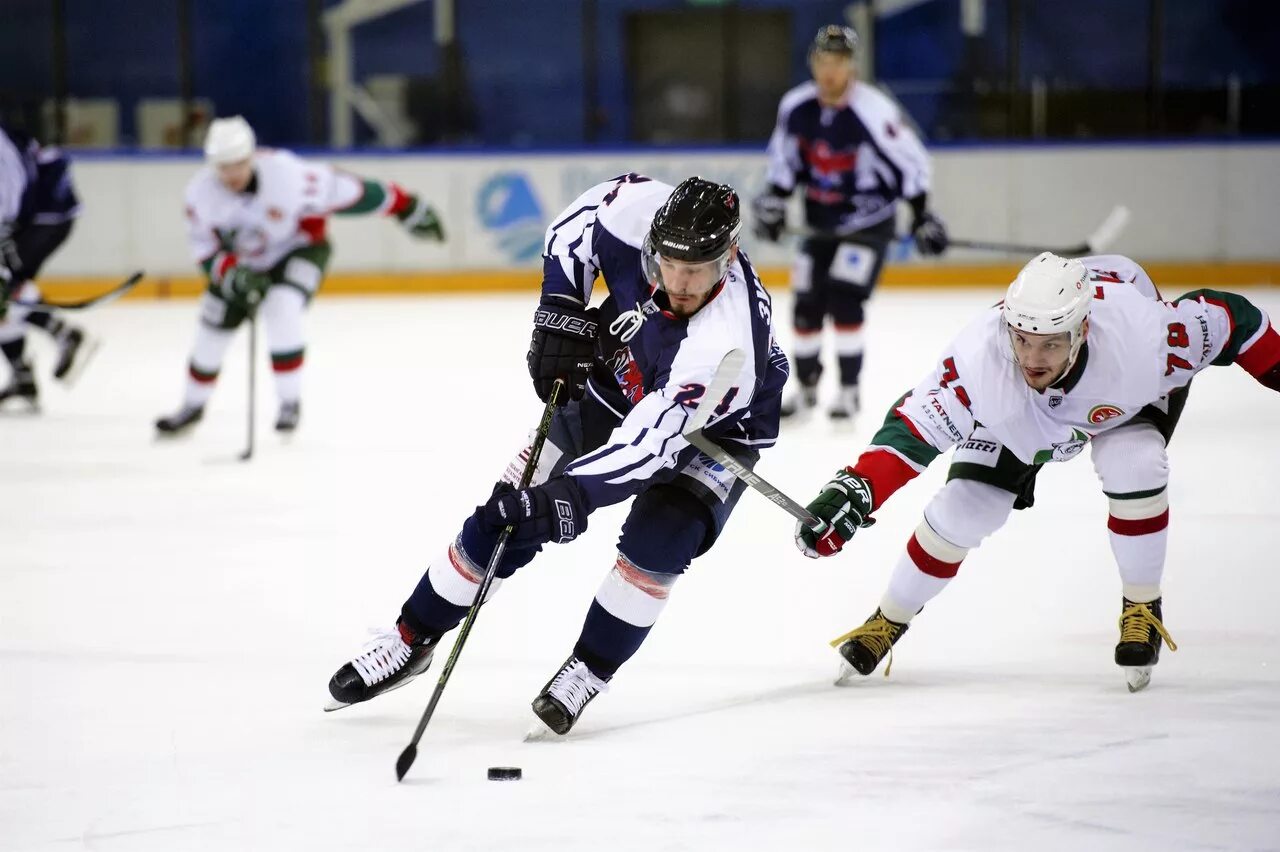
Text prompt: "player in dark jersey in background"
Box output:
[[0, 124, 94, 408], [753, 25, 948, 423]]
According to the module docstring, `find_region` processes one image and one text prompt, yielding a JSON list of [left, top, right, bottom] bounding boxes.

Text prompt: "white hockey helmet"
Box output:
[[1003, 252, 1092, 362], [204, 116, 256, 165]]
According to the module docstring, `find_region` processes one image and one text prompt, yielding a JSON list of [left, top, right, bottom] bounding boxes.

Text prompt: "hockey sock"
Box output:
[[262, 286, 307, 403], [183, 323, 235, 408], [881, 520, 967, 623], [834, 323, 865, 386], [1107, 488, 1169, 603], [573, 552, 677, 680], [792, 329, 822, 386]]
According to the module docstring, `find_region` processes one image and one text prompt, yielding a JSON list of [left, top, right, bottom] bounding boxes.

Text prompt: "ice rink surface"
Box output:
[[3, 287, 1279, 851]]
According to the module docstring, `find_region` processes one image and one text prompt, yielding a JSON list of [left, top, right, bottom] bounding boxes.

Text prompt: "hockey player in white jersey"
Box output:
[[154, 116, 444, 435], [325, 175, 788, 734], [0, 124, 95, 408], [794, 252, 1280, 691], [752, 25, 946, 422]]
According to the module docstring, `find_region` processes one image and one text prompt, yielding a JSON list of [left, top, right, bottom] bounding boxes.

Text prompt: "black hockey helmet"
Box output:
[[645, 176, 741, 265], [809, 24, 858, 60]]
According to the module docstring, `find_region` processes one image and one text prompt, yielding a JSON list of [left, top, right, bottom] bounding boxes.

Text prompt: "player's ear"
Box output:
[[1081, 317, 1090, 339]]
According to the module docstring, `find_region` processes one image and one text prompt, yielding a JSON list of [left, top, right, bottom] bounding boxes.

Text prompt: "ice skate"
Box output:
[[0, 361, 39, 410], [155, 404, 204, 436], [832, 608, 909, 684], [52, 326, 99, 385], [1116, 597, 1176, 693], [828, 385, 860, 424], [779, 382, 818, 419], [275, 400, 300, 433], [325, 620, 439, 711], [529, 655, 609, 736]]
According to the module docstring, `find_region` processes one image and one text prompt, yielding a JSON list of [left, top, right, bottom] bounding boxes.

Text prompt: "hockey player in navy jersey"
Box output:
[[753, 25, 947, 422], [0, 124, 95, 408], [326, 175, 789, 734]]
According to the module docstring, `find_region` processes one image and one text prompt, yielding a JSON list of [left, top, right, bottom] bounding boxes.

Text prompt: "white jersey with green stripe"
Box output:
[[883, 254, 1270, 467], [184, 149, 369, 272]]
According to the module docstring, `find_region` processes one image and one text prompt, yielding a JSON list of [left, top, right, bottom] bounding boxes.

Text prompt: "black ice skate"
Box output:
[[1116, 597, 1177, 693], [0, 361, 39, 409], [154, 404, 204, 435], [779, 383, 819, 419], [528, 655, 610, 737], [325, 620, 438, 711], [275, 400, 300, 433], [828, 385, 860, 422], [53, 327, 99, 384], [832, 608, 910, 683]]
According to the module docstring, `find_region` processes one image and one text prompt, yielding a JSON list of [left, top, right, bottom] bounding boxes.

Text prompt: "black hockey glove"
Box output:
[[794, 468, 876, 559], [527, 295, 599, 405], [911, 210, 949, 256], [483, 476, 588, 547], [751, 193, 788, 243], [395, 195, 445, 242]]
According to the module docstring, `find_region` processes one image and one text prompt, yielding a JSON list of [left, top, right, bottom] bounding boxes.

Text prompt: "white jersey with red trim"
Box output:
[[887, 255, 1252, 466], [184, 149, 367, 271]]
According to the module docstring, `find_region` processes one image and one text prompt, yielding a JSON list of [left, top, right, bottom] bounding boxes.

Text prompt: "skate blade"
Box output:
[[523, 718, 560, 742], [323, 698, 349, 713], [58, 336, 101, 388], [833, 660, 859, 687], [1123, 666, 1153, 693]]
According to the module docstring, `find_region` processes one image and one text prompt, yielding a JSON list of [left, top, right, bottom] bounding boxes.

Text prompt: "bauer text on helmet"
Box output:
[[641, 177, 741, 318], [1003, 252, 1092, 390]]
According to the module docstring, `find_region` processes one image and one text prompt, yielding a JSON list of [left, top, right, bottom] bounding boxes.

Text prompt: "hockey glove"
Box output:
[[220, 266, 271, 310], [794, 468, 876, 559], [527, 295, 599, 405], [911, 210, 949, 256], [751, 193, 788, 243], [396, 196, 445, 241], [483, 476, 588, 547]]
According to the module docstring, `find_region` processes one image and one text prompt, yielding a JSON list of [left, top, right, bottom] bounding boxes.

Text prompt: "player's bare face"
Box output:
[[811, 53, 854, 106], [1008, 327, 1073, 390], [657, 254, 725, 318], [217, 160, 254, 193]]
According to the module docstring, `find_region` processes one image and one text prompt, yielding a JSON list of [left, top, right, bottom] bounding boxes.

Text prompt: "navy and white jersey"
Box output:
[[541, 173, 789, 510], [764, 80, 930, 233], [0, 126, 80, 230]]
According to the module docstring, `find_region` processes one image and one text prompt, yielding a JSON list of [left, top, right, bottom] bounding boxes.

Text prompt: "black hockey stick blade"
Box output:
[[395, 380, 565, 782], [24, 271, 144, 310]]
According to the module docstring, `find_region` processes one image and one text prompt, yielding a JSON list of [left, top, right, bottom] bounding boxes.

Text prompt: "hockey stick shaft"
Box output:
[[396, 379, 565, 782], [238, 313, 256, 462], [14, 271, 144, 311], [683, 348, 820, 527]]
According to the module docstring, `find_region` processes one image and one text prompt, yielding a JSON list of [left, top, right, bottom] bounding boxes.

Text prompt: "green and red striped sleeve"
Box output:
[[848, 392, 944, 510], [332, 177, 416, 218], [1176, 288, 1280, 390]]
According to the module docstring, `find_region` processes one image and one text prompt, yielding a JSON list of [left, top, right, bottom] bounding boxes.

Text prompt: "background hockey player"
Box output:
[[326, 174, 788, 734], [752, 24, 947, 422], [0, 124, 94, 408], [794, 252, 1280, 691], [154, 115, 445, 435]]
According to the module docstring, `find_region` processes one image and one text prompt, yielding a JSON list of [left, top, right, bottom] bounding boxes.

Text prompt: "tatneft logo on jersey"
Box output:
[[1088, 404, 1124, 423]]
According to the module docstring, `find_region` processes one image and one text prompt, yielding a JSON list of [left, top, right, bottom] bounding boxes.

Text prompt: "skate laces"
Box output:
[[350, 627, 413, 687], [830, 614, 904, 677], [1118, 603, 1178, 652], [547, 658, 608, 715], [610, 302, 646, 343]]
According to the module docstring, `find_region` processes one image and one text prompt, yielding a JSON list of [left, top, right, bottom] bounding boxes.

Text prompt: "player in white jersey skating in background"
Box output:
[[794, 252, 1280, 691], [324, 175, 787, 734], [155, 116, 444, 435]]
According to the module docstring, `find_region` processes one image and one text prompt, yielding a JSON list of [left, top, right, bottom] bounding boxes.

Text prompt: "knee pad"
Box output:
[[617, 485, 712, 574], [922, 478, 1017, 551], [1091, 423, 1169, 496]]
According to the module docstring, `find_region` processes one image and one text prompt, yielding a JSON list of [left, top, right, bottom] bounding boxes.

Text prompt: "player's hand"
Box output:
[[483, 477, 588, 546], [527, 295, 599, 405], [911, 210, 948, 256], [219, 266, 270, 309], [397, 196, 445, 242], [794, 468, 876, 558], [751, 194, 787, 243]]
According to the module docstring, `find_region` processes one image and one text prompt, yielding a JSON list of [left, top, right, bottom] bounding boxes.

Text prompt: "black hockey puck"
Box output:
[[487, 766, 522, 781]]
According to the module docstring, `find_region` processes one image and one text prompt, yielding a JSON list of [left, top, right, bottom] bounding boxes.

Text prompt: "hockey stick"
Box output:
[[683, 349, 822, 528], [238, 313, 256, 462], [12, 271, 145, 311], [396, 378, 565, 782], [790, 204, 1131, 257]]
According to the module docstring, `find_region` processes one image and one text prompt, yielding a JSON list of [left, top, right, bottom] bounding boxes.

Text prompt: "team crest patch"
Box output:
[[1088, 404, 1124, 423], [1033, 428, 1091, 464]]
